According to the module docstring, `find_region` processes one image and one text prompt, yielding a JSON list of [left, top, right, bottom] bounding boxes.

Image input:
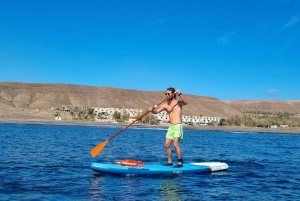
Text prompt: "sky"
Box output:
[[0, 0, 299, 101]]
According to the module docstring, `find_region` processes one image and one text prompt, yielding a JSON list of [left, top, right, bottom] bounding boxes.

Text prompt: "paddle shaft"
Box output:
[[107, 94, 173, 142], [90, 93, 175, 157]]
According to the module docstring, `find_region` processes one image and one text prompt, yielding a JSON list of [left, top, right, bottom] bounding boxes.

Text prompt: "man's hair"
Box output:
[[167, 87, 176, 98]]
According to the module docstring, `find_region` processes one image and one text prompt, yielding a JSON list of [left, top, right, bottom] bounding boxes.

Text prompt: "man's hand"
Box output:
[[148, 107, 155, 112]]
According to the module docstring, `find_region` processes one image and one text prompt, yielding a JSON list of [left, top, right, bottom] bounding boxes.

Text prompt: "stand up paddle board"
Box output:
[[90, 161, 228, 176]]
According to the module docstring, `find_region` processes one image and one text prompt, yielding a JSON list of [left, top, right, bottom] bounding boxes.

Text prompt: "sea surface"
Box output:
[[0, 123, 300, 201]]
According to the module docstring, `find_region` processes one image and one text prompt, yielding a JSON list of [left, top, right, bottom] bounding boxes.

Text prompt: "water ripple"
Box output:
[[0, 123, 300, 200]]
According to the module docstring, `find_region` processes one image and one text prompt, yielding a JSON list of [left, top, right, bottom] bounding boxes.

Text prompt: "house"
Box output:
[[55, 116, 62, 121]]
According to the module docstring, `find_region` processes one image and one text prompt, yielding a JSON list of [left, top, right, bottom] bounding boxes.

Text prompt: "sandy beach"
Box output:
[[1, 119, 299, 135]]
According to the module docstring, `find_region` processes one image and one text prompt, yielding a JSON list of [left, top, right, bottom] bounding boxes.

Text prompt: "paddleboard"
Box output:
[[90, 162, 228, 176]]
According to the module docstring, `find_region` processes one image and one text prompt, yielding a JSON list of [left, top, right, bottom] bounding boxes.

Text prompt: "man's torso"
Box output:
[[165, 99, 182, 124]]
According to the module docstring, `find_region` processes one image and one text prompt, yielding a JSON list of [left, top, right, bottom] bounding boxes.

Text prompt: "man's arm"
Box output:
[[176, 89, 188, 106], [149, 104, 165, 114]]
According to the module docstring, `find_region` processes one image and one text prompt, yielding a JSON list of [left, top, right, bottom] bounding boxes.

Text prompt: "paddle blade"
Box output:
[[90, 140, 108, 157]]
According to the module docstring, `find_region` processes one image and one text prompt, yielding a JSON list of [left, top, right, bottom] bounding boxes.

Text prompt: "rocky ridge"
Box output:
[[0, 82, 240, 120], [1, 82, 299, 121], [226, 100, 300, 114]]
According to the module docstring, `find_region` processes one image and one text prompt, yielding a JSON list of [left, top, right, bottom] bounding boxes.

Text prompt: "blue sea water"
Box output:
[[0, 123, 300, 201]]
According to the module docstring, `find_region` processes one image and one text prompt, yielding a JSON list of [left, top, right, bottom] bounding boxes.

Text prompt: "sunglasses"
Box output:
[[165, 93, 172, 96]]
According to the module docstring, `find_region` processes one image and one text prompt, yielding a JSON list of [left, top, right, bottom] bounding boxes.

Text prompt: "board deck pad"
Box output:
[[90, 162, 228, 176]]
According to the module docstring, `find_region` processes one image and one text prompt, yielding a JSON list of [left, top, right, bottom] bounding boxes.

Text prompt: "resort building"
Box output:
[[60, 105, 88, 112], [94, 108, 143, 119], [155, 110, 169, 122], [182, 116, 220, 125], [93, 107, 220, 125]]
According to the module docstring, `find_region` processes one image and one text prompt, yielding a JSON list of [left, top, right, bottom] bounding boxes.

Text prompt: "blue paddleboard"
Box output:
[[90, 162, 228, 175]]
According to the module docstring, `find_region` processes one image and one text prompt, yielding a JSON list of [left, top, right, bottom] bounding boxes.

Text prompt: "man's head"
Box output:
[[166, 87, 176, 99]]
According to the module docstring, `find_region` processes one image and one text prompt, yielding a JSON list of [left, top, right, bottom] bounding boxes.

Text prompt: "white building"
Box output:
[[155, 110, 169, 122], [94, 108, 142, 117], [55, 116, 62, 121], [271, 125, 277, 129], [94, 107, 143, 122], [93, 107, 221, 125], [182, 115, 220, 125]]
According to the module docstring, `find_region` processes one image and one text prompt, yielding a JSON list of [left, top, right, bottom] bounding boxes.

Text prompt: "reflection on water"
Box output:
[[157, 177, 186, 201], [89, 174, 105, 200]]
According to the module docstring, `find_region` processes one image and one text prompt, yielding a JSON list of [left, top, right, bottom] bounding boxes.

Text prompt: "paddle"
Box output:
[[90, 93, 174, 157]]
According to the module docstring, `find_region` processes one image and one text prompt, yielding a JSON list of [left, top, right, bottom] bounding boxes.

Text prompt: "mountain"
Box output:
[[225, 100, 300, 114], [0, 82, 240, 120]]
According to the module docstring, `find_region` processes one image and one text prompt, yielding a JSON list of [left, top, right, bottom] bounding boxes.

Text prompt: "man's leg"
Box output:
[[173, 137, 182, 165], [165, 138, 173, 164]]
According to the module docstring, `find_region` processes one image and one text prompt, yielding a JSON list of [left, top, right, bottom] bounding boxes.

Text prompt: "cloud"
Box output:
[[268, 89, 279, 93], [283, 16, 300, 29], [218, 32, 235, 45]]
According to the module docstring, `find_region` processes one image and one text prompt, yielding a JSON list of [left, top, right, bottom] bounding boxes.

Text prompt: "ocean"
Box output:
[[1, 123, 299, 200]]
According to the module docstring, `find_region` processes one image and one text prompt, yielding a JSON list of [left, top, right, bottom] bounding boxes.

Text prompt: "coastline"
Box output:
[[1, 119, 299, 135]]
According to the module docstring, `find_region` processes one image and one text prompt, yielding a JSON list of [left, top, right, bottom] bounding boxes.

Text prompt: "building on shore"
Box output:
[[94, 108, 143, 117], [93, 107, 221, 125], [60, 105, 88, 112], [93, 108, 143, 122]]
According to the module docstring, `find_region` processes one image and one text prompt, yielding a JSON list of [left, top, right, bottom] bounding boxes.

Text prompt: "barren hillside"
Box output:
[[226, 100, 300, 114], [0, 82, 240, 120]]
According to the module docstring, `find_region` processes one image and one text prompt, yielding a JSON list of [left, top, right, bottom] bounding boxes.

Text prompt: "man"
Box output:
[[149, 87, 188, 168]]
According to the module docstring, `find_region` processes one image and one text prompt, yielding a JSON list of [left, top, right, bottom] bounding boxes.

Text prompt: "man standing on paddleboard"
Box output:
[[149, 87, 188, 168]]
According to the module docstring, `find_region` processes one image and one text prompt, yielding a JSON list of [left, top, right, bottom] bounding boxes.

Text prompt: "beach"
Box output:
[[1, 118, 299, 135]]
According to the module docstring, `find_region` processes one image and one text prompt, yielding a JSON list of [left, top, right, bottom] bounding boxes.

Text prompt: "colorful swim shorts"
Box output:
[[166, 123, 184, 140]]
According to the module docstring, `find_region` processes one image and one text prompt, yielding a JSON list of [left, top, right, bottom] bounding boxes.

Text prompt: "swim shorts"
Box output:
[[166, 124, 184, 140]]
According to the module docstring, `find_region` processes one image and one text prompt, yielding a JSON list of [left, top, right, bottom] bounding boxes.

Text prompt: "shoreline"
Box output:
[[1, 119, 299, 135]]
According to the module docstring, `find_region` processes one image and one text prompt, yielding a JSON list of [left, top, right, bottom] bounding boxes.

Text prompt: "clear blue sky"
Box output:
[[1, 0, 299, 101]]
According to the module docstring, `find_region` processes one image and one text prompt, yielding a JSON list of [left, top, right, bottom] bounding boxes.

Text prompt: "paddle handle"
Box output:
[[107, 94, 172, 142]]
